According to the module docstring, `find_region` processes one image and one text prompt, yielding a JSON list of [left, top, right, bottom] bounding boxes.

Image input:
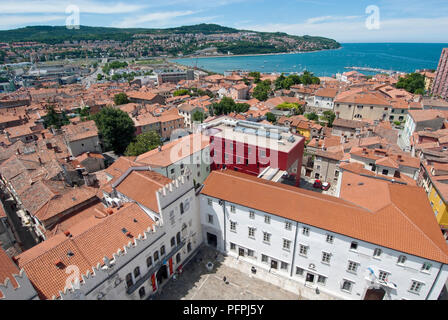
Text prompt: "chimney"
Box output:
[[46, 142, 52, 149], [397, 155, 402, 161], [158, 146, 162, 152], [64, 230, 72, 237], [363, 148, 367, 154]]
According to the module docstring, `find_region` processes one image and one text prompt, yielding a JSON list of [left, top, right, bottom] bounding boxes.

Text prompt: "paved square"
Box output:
[[154, 246, 302, 300]]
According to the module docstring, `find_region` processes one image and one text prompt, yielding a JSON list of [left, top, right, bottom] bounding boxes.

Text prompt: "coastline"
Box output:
[[172, 46, 343, 60]]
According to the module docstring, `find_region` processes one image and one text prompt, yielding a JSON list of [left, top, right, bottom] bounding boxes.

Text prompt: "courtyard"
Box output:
[[153, 246, 304, 300]]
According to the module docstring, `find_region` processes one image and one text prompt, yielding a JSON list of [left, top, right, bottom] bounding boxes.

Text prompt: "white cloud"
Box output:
[[243, 16, 448, 42], [0, 15, 65, 28], [116, 10, 197, 28], [0, 0, 145, 14]]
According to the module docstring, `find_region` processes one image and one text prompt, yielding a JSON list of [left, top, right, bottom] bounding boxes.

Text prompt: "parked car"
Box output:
[[321, 182, 331, 191], [313, 180, 331, 191], [313, 179, 322, 189]]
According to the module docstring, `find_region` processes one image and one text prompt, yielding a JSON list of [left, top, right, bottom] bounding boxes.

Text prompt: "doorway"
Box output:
[[238, 248, 245, 257], [364, 287, 386, 300], [156, 264, 169, 286], [271, 260, 278, 269], [207, 232, 217, 248]]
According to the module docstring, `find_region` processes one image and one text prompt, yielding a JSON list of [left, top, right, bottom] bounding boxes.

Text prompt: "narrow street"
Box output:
[[0, 185, 39, 252]]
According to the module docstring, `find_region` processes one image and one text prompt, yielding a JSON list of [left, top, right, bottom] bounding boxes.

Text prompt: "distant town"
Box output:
[[0, 23, 448, 302]]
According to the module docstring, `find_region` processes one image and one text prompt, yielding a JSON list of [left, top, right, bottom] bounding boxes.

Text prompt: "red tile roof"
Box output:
[[201, 170, 448, 264]]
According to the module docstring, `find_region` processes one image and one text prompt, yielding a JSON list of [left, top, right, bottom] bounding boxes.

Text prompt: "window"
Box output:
[[160, 245, 166, 256], [422, 262, 432, 272], [341, 280, 353, 292], [347, 261, 359, 273], [397, 255, 407, 265], [176, 253, 181, 264], [382, 169, 389, 175], [230, 205, 236, 213], [261, 254, 268, 263], [264, 215, 270, 224], [248, 227, 255, 238], [299, 245, 308, 256], [208, 214, 214, 224], [263, 232, 271, 243], [249, 211, 255, 219], [285, 222, 292, 230], [126, 273, 133, 288], [296, 267, 304, 276], [322, 252, 331, 264], [410, 281, 423, 293], [187, 242, 192, 253], [350, 241, 358, 250], [283, 239, 291, 250], [134, 267, 141, 278], [247, 249, 254, 257], [176, 232, 181, 245], [326, 234, 334, 243], [139, 287, 146, 299], [378, 271, 389, 282], [153, 251, 159, 262], [281, 262, 288, 270], [146, 256, 152, 268], [230, 221, 236, 231], [180, 202, 184, 214], [260, 150, 266, 157], [208, 198, 212, 206], [317, 275, 327, 285], [230, 243, 236, 250], [373, 248, 382, 258], [303, 227, 310, 236], [170, 168, 175, 174]]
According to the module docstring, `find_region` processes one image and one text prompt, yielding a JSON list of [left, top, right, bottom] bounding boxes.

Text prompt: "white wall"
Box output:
[[199, 194, 448, 300]]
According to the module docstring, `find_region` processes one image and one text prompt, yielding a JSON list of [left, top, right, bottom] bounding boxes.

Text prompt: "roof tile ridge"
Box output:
[[214, 171, 373, 213]]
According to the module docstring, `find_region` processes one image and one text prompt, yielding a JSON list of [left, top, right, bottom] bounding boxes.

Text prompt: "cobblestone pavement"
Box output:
[[154, 246, 302, 300]]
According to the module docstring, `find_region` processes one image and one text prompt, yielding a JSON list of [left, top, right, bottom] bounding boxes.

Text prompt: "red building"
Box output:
[[201, 118, 305, 186]]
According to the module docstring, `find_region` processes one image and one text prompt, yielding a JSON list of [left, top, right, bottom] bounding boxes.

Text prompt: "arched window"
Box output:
[[139, 287, 146, 299], [134, 267, 140, 278], [126, 273, 133, 288], [154, 250, 159, 261], [160, 245, 166, 256], [171, 237, 176, 247], [146, 256, 152, 268], [176, 253, 181, 264], [176, 232, 181, 244], [187, 242, 192, 253]]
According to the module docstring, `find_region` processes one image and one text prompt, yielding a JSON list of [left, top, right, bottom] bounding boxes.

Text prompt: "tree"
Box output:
[[306, 112, 319, 121], [192, 110, 205, 123], [248, 71, 261, 83], [43, 105, 70, 129], [114, 93, 129, 105], [97, 73, 103, 81], [321, 110, 336, 127], [92, 107, 136, 155], [266, 112, 276, 123], [173, 89, 190, 96], [396, 73, 425, 94], [252, 80, 272, 101], [125, 131, 161, 156]]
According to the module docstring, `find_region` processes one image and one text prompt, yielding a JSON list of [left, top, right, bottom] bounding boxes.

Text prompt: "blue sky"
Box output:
[[1, 0, 448, 42]]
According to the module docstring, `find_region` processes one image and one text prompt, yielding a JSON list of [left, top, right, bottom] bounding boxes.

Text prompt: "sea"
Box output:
[[172, 43, 448, 77]]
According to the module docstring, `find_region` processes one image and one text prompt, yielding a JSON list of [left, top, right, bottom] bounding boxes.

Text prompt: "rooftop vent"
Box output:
[[67, 251, 74, 257], [121, 228, 128, 234], [55, 261, 65, 269], [64, 231, 72, 237]]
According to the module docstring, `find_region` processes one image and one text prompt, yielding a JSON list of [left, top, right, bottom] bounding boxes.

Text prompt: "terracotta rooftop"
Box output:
[[15, 202, 155, 300], [201, 170, 448, 264]]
